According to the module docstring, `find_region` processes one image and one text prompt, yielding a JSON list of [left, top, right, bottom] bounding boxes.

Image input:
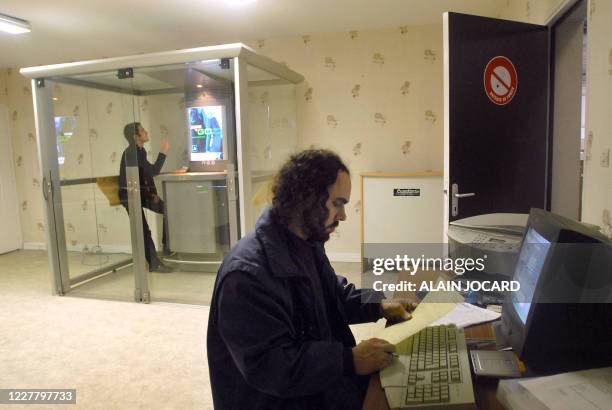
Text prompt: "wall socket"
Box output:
[[601, 148, 610, 168]]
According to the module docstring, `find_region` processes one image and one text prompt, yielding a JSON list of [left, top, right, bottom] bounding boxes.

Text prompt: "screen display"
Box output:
[[512, 227, 552, 323], [188, 106, 224, 161], [54, 116, 76, 165]]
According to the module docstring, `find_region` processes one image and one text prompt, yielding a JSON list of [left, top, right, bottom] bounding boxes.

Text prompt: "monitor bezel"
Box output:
[[501, 208, 561, 356]]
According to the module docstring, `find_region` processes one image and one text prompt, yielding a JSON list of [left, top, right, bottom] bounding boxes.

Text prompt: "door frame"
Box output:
[[32, 79, 70, 295], [543, 0, 582, 26], [548, 0, 586, 221], [442, 2, 583, 239]]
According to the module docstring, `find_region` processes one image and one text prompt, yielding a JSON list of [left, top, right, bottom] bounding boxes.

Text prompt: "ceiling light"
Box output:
[[0, 13, 31, 35], [196, 84, 203, 88]]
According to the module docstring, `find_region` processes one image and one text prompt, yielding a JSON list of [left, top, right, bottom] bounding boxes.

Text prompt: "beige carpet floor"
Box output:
[[0, 250, 384, 409]]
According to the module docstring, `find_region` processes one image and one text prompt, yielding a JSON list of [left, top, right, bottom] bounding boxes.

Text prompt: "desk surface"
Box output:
[[363, 322, 507, 410]]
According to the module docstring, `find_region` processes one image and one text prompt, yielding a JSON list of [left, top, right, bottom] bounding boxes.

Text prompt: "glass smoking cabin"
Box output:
[[21, 44, 303, 304]]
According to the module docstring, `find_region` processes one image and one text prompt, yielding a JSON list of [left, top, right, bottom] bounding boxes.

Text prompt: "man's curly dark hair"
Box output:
[[271, 149, 349, 241]]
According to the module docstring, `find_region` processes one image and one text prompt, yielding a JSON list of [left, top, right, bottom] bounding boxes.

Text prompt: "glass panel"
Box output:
[[131, 60, 237, 304], [51, 74, 139, 301], [245, 64, 298, 228]]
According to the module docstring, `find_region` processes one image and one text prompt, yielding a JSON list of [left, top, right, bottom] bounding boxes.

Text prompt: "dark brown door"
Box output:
[[445, 12, 550, 222]]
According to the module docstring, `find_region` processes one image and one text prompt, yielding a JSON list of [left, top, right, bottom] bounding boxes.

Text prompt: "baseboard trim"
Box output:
[[23, 242, 131, 254], [23, 242, 47, 250]]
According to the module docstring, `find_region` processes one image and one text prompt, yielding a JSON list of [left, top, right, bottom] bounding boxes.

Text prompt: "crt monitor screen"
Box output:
[[188, 106, 224, 161], [511, 226, 552, 323]]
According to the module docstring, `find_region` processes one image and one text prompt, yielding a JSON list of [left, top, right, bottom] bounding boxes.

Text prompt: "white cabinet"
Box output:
[[360, 172, 444, 268]]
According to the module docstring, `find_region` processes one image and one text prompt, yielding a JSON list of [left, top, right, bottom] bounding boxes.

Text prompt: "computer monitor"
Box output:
[[510, 225, 552, 324], [496, 208, 612, 372], [188, 105, 226, 162]]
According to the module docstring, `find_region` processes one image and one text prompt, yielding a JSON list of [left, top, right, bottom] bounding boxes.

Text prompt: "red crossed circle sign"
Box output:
[[484, 56, 518, 105]]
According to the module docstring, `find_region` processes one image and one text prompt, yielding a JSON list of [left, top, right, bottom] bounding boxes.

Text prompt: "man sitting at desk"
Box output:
[[207, 149, 415, 409], [118, 122, 172, 273]]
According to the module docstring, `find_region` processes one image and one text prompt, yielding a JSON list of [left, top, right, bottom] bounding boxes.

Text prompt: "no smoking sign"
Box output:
[[484, 56, 518, 105]]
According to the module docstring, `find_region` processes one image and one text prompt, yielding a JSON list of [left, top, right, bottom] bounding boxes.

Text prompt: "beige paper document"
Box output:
[[376, 288, 464, 346], [431, 302, 501, 328], [379, 288, 465, 389]]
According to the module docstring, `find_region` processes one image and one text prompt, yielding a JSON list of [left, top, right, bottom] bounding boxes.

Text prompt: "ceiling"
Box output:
[[0, 0, 505, 69]]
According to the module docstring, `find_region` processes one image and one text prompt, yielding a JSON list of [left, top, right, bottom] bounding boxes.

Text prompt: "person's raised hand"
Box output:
[[160, 139, 170, 154], [352, 338, 396, 375]]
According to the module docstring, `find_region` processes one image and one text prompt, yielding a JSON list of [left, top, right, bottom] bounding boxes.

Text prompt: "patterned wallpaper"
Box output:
[[4, 70, 44, 246], [5, 6, 612, 259], [6, 7, 610, 260], [6, 3, 610, 261], [3, 24, 443, 258], [245, 24, 444, 257]]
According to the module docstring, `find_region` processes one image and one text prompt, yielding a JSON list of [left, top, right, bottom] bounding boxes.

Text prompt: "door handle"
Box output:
[[451, 183, 475, 217], [42, 175, 53, 201], [226, 164, 237, 201]]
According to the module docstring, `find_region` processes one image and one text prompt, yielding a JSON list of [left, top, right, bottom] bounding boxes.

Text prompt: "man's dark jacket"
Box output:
[[207, 209, 383, 410], [118, 144, 165, 205]]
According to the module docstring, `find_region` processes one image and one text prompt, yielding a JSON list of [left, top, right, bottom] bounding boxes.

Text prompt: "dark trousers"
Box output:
[[122, 197, 168, 268]]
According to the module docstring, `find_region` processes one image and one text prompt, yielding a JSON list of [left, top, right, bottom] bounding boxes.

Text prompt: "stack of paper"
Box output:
[[431, 302, 501, 328], [497, 367, 612, 410]]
